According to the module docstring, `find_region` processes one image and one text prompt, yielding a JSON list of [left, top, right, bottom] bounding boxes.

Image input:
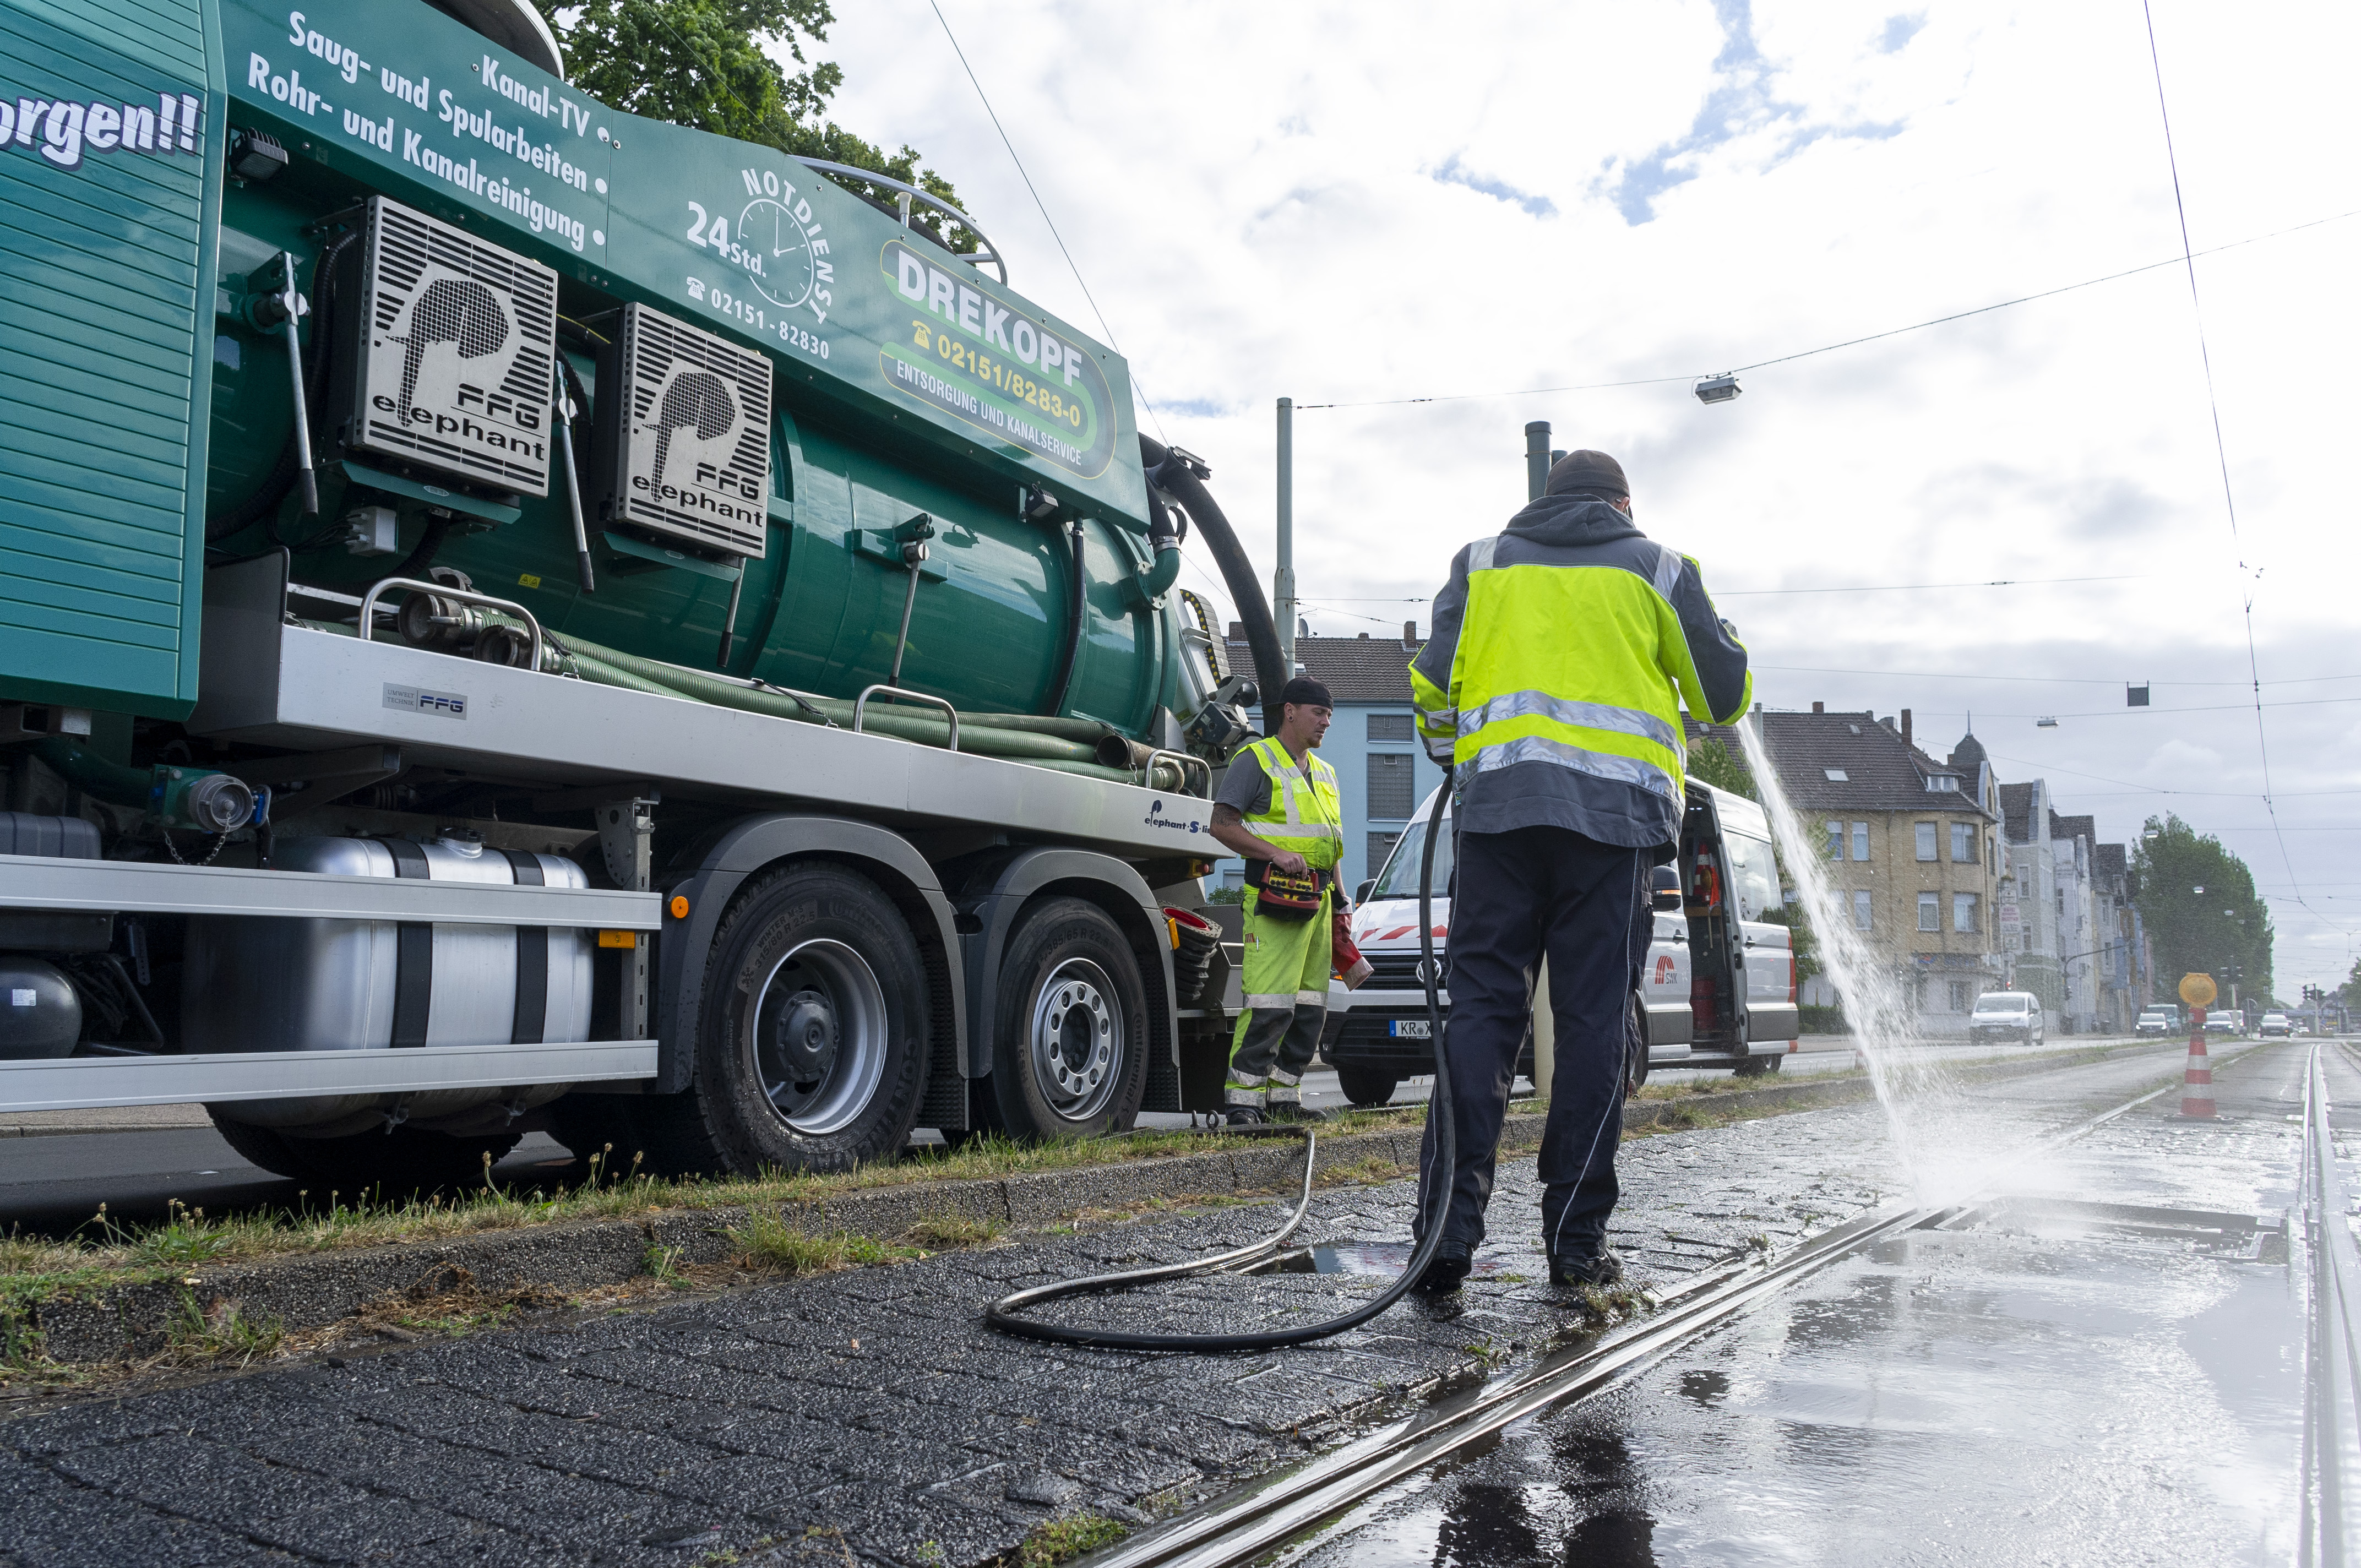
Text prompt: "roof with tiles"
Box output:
[[1225, 628, 1426, 704], [2050, 812, 2096, 846], [1999, 781, 2039, 843], [1699, 710, 1996, 819]]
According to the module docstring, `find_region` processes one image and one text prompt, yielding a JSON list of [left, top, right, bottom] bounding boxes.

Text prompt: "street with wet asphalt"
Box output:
[[0, 1040, 2327, 1566]]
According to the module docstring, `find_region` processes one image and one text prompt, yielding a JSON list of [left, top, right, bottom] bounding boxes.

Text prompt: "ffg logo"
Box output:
[[1143, 800, 1201, 835]]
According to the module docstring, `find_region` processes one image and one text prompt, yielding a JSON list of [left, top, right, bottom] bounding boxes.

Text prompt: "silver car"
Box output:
[[1970, 991, 2046, 1045]]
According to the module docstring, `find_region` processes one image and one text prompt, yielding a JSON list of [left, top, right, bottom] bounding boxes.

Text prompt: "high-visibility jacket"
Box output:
[[1238, 735, 1343, 873], [1409, 494, 1751, 848]]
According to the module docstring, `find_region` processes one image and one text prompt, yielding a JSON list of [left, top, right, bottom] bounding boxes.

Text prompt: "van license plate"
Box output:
[[1389, 1019, 1432, 1039]]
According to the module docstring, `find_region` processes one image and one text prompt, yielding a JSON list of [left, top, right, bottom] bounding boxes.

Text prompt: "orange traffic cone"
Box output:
[[2179, 1013, 2217, 1119]]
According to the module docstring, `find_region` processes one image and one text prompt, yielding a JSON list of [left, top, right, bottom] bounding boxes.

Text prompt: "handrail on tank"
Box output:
[[359, 577, 544, 673], [853, 685, 960, 753], [1146, 748, 1211, 798], [793, 158, 1008, 286]]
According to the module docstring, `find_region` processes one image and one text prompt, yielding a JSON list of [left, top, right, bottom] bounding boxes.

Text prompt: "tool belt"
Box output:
[[1246, 861, 1329, 921]]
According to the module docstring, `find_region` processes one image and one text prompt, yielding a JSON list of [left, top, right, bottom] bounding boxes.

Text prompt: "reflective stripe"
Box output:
[[1226, 1086, 1267, 1106], [1267, 1068, 1302, 1087], [1295, 990, 1329, 1007], [1424, 737, 1455, 762], [1467, 537, 1498, 572], [1266, 1087, 1301, 1104], [1243, 993, 1299, 1010], [1471, 732, 1681, 799], [1456, 689, 1682, 752], [1248, 820, 1341, 841], [1225, 1071, 1267, 1088], [1649, 542, 1682, 599]]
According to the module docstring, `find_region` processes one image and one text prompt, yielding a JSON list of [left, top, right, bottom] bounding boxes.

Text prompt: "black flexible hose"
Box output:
[[1041, 518, 1087, 716], [983, 769, 1457, 1352], [1139, 434, 1287, 733]]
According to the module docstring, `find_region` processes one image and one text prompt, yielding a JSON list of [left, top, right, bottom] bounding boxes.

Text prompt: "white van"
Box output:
[[1326, 777, 1800, 1107]]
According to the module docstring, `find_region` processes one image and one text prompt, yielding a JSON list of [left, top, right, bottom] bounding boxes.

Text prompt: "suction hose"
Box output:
[[984, 770, 1457, 1351], [1139, 435, 1288, 732]]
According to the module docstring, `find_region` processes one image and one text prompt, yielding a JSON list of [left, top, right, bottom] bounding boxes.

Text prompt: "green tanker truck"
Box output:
[[0, 0, 1285, 1186]]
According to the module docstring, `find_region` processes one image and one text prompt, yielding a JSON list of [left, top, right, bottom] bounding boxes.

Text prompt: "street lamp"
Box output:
[[1694, 373, 1741, 405]]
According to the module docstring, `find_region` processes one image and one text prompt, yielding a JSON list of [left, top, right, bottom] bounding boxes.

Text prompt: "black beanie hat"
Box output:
[[1544, 449, 1629, 498], [1280, 677, 1332, 709]]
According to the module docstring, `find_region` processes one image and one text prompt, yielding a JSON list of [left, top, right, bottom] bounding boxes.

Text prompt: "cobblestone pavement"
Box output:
[[0, 1049, 2195, 1567]]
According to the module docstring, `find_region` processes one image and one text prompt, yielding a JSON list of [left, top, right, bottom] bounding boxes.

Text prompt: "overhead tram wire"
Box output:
[[1292, 205, 2361, 411], [2137, 0, 2327, 934], [925, 0, 1168, 444]]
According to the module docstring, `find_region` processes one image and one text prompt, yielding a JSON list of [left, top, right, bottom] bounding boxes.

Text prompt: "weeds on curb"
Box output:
[[1019, 1513, 1128, 1566], [164, 1289, 282, 1364], [729, 1211, 913, 1275], [641, 1243, 692, 1289], [902, 1214, 1003, 1250], [1573, 1283, 1655, 1327]]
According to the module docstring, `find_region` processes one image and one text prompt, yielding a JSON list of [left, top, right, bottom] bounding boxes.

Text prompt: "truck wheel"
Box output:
[[208, 1109, 520, 1194], [637, 863, 928, 1177], [987, 897, 1149, 1141], [1732, 1053, 1781, 1078], [1335, 1065, 1400, 1107]]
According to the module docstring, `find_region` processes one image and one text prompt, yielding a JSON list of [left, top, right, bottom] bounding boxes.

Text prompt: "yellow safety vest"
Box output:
[[1411, 536, 1724, 810], [1241, 736, 1342, 873]]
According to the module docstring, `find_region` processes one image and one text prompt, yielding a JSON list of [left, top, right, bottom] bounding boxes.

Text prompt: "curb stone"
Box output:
[[4, 1038, 2199, 1366]]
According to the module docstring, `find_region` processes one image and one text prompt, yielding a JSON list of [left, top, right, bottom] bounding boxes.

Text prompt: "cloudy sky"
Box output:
[[810, 0, 2361, 994]]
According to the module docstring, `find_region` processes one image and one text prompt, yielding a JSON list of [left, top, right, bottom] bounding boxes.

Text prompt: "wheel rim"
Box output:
[[752, 938, 888, 1135], [1029, 958, 1124, 1123]]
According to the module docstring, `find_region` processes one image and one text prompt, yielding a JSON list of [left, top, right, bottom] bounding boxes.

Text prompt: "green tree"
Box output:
[[2132, 814, 2273, 1008], [2339, 957, 2361, 1016], [532, 1, 981, 251]]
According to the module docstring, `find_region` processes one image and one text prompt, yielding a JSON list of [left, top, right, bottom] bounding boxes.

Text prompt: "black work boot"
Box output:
[[1549, 1244, 1625, 1289], [1413, 1240, 1474, 1294], [1265, 1100, 1329, 1124], [1222, 1104, 1269, 1127]]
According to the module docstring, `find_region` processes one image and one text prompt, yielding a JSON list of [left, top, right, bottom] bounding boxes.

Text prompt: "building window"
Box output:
[[1918, 892, 1940, 930], [1367, 714, 1414, 742], [1852, 823, 1870, 861], [1852, 890, 1873, 930], [1954, 892, 1978, 933], [1367, 754, 1415, 818], [1824, 768, 1849, 781], [1368, 831, 1400, 876], [1826, 820, 1843, 859], [1952, 823, 1974, 862], [1915, 823, 1938, 861], [1926, 774, 1959, 792], [1949, 980, 1974, 1011]]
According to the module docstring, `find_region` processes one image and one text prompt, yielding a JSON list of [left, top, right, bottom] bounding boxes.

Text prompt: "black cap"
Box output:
[[1544, 449, 1629, 498], [1280, 677, 1332, 709]]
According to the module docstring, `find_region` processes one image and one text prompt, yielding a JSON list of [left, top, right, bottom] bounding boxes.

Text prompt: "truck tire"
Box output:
[[984, 897, 1149, 1141], [1732, 1053, 1782, 1078], [635, 863, 930, 1177], [1335, 1065, 1400, 1108], [208, 1108, 521, 1194]]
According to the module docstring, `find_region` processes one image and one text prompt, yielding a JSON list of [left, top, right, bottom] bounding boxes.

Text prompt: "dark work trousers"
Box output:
[[1413, 824, 1646, 1257]]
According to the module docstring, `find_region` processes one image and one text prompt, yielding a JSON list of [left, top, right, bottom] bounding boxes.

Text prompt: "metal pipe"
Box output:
[[888, 559, 921, 689], [854, 685, 959, 753], [1275, 396, 1296, 673], [360, 577, 542, 672], [1525, 419, 1552, 502], [277, 251, 319, 517], [550, 366, 595, 595]]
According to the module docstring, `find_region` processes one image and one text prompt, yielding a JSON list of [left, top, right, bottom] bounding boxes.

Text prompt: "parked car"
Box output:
[[2259, 1012, 2292, 1037], [2135, 1009, 2176, 1037], [2203, 1012, 2241, 1036], [1968, 992, 2046, 1045], [1327, 778, 1799, 1106]]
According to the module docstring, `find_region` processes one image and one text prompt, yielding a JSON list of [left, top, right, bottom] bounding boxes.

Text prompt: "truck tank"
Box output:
[[26, 0, 1192, 739]]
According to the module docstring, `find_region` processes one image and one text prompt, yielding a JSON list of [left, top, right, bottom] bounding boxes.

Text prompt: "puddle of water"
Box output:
[[1290, 1219, 2302, 1567]]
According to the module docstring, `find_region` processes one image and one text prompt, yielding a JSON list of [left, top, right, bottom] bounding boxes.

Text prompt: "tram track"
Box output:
[[1082, 1066, 2197, 1568]]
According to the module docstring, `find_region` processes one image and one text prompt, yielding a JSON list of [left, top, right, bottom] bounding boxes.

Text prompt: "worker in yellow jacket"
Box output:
[[1207, 678, 1343, 1125], [1407, 450, 1751, 1292]]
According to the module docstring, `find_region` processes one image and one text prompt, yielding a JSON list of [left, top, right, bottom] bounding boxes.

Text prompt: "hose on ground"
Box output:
[[982, 769, 1457, 1351]]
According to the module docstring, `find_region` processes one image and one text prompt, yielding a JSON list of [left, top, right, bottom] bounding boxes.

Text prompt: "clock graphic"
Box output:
[[740, 195, 819, 312]]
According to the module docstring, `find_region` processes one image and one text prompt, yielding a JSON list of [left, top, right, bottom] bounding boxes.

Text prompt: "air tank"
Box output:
[[198, 0, 1190, 742]]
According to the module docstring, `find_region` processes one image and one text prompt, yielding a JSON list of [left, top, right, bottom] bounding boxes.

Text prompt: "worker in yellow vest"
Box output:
[[1208, 678, 1344, 1124]]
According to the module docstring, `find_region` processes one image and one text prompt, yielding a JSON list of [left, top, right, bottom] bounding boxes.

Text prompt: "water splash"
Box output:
[[1737, 723, 1981, 1197]]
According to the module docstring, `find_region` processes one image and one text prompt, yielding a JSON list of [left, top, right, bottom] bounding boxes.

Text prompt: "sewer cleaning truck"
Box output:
[[0, 0, 1291, 1188]]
